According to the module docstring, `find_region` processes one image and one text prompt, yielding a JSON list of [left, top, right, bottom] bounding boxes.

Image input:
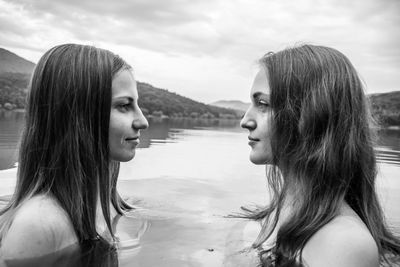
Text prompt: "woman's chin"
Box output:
[[249, 151, 272, 165], [111, 150, 136, 162], [249, 156, 267, 165]]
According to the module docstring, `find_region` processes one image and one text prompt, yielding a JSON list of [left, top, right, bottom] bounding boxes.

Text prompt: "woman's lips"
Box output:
[[248, 136, 259, 146], [125, 136, 140, 145]]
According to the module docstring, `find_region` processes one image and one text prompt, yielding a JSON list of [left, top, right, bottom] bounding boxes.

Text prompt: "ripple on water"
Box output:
[[376, 146, 400, 167]]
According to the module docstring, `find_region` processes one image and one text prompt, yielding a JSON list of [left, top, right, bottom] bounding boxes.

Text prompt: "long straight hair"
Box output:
[[244, 45, 400, 266], [0, 44, 133, 243]]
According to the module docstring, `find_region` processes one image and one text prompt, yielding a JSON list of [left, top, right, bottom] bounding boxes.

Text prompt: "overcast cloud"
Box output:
[[0, 0, 399, 103]]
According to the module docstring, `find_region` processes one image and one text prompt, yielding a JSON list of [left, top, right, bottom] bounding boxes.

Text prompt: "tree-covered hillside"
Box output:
[[369, 91, 400, 126], [137, 82, 238, 118], [0, 56, 399, 123], [210, 100, 250, 112], [0, 48, 35, 74], [0, 72, 30, 109], [0, 73, 240, 118]]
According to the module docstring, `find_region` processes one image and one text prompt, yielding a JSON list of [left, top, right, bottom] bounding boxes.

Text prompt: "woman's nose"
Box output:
[[133, 108, 149, 130], [240, 109, 256, 130]]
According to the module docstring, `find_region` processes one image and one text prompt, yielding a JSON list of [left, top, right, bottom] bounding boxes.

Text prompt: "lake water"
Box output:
[[0, 110, 400, 266]]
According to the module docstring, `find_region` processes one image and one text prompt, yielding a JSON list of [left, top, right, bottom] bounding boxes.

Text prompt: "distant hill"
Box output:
[[1, 47, 398, 123], [369, 91, 400, 126], [137, 83, 238, 118], [0, 72, 30, 108], [210, 100, 250, 112], [0, 48, 239, 118], [213, 93, 400, 126], [0, 48, 35, 74]]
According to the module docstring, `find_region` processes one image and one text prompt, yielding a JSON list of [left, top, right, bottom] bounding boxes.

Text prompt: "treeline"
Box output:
[[137, 82, 240, 119], [0, 72, 30, 109], [2, 72, 399, 124], [369, 91, 400, 126], [0, 73, 241, 119]]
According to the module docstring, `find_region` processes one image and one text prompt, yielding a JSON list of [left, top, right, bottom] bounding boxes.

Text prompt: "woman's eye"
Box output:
[[257, 99, 269, 107], [117, 103, 131, 111]]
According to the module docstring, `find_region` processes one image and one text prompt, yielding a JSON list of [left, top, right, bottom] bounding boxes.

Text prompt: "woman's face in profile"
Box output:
[[109, 69, 148, 162], [240, 68, 273, 165]]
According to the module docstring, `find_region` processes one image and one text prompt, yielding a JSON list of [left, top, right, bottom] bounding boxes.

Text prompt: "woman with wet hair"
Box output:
[[240, 44, 400, 266], [0, 44, 148, 264]]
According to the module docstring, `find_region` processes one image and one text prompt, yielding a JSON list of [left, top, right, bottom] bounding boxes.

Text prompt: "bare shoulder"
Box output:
[[1, 194, 78, 259], [302, 213, 379, 267]]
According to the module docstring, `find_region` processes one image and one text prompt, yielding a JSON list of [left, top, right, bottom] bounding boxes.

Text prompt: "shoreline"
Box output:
[[2, 109, 400, 128], [0, 109, 241, 120]]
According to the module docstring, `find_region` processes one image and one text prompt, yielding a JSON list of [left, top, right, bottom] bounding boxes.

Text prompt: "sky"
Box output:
[[0, 0, 399, 104]]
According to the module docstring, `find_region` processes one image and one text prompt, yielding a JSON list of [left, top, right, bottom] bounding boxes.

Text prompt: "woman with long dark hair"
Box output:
[[0, 44, 148, 263], [240, 44, 400, 266]]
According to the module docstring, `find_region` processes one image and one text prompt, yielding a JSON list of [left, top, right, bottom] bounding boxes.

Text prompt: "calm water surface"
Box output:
[[0, 110, 399, 266]]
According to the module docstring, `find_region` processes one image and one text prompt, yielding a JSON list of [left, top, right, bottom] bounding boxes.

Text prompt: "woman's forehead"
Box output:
[[251, 69, 270, 96], [112, 70, 137, 98]]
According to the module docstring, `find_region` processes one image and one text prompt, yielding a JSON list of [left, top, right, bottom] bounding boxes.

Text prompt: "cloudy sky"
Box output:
[[0, 0, 399, 103]]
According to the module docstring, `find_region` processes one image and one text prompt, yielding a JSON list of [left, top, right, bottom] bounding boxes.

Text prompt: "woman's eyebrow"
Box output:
[[252, 92, 269, 99], [112, 96, 134, 102]]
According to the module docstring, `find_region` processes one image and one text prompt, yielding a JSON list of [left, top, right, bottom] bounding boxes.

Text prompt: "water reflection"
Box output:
[[0, 114, 242, 170], [376, 128, 400, 166], [139, 117, 242, 148], [2, 239, 118, 267], [114, 210, 149, 264], [1, 210, 149, 267], [1, 114, 399, 169], [0, 111, 25, 170], [0, 114, 400, 266]]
